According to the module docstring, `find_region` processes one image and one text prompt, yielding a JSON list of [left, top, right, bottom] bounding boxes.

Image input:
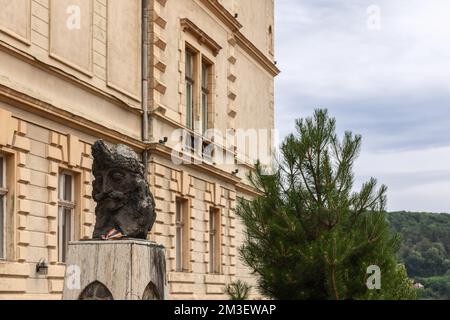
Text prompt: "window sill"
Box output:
[[204, 274, 226, 285], [167, 271, 196, 284], [0, 260, 30, 277]]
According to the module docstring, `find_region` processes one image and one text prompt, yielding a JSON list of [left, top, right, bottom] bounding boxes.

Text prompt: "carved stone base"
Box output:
[[62, 240, 166, 300]]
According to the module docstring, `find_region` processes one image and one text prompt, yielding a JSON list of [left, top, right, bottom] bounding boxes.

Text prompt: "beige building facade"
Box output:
[[0, 0, 278, 299]]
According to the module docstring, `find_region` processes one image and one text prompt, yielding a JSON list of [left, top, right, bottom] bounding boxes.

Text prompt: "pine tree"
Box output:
[[224, 280, 252, 300], [237, 109, 416, 300]]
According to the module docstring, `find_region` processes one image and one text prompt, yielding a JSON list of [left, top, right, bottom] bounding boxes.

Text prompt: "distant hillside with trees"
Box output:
[[387, 211, 450, 300]]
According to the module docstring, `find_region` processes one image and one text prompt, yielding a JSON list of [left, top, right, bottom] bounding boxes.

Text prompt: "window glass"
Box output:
[[175, 199, 184, 271], [0, 157, 3, 187], [58, 172, 75, 263], [209, 208, 220, 274], [0, 193, 4, 259], [185, 50, 195, 130], [0, 156, 6, 259], [201, 62, 210, 134]]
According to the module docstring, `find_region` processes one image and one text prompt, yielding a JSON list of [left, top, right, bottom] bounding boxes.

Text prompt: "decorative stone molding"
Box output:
[[68, 134, 83, 168], [17, 167, 30, 184], [153, 10, 167, 29], [227, 90, 237, 101], [156, 0, 167, 6], [214, 183, 222, 206], [226, 35, 238, 133], [180, 18, 222, 56], [154, 58, 167, 72], [17, 199, 30, 215], [0, 109, 16, 147], [197, 0, 280, 76], [0, 84, 146, 150], [153, 33, 167, 50], [227, 72, 237, 83], [204, 274, 226, 285], [150, 0, 169, 128], [181, 170, 190, 196], [153, 78, 167, 94], [235, 32, 280, 76], [0, 0, 31, 45], [198, 0, 242, 32]]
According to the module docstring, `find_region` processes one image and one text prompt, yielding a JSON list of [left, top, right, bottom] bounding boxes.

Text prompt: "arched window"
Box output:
[[268, 25, 274, 54], [78, 281, 114, 300], [142, 282, 161, 300]]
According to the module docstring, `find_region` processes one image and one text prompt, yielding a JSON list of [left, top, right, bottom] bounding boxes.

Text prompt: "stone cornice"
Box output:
[[197, 0, 280, 77], [197, 0, 243, 32], [149, 108, 236, 157], [0, 38, 142, 115], [0, 84, 147, 150], [181, 18, 222, 56], [147, 143, 261, 197], [234, 32, 280, 76], [236, 181, 262, 197], [147, 143, 242, 185], [0, 84, 262, 196]]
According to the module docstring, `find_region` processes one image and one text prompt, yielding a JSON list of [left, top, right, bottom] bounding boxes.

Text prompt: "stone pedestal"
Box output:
[[62, 240, 166, 300]]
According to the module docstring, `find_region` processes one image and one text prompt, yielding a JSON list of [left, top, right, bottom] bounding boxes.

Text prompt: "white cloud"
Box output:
[[275, 0, 450, 213], [276, 0, 450, 100], [354, 146, 450, 212], [356, 145, 450, 176]]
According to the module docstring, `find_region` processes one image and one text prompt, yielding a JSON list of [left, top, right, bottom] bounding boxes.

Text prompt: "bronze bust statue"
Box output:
[[91, 140, 156, 240]]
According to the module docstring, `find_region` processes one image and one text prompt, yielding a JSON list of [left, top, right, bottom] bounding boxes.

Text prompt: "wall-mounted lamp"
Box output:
[[231, 169, 239, 176], [159, 137, 168, 145], [234, 13, 238, 18], [36, 259, 48, 275]]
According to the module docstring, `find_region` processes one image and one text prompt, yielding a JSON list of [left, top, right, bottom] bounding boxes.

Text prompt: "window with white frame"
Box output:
[[58, 172, 75, 263], [0, 155, 7, 259], [175, 197, 189, 272], [209, 207, 221, 274]]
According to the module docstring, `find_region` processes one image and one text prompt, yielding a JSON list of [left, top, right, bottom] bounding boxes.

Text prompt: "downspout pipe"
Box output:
[[142, 0, 150, 181]]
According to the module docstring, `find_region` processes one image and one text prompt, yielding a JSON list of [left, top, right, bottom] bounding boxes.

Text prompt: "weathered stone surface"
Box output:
[[62, 240, 166, 300], [91, 140, 156, 239], [79, 281, 113, 300]]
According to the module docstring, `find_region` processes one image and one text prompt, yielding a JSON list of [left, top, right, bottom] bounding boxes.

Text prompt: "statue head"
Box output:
[[91, 140, 156, 240]]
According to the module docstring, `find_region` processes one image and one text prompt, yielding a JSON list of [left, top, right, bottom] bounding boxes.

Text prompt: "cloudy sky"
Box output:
[[274, 0, 450, 213]]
